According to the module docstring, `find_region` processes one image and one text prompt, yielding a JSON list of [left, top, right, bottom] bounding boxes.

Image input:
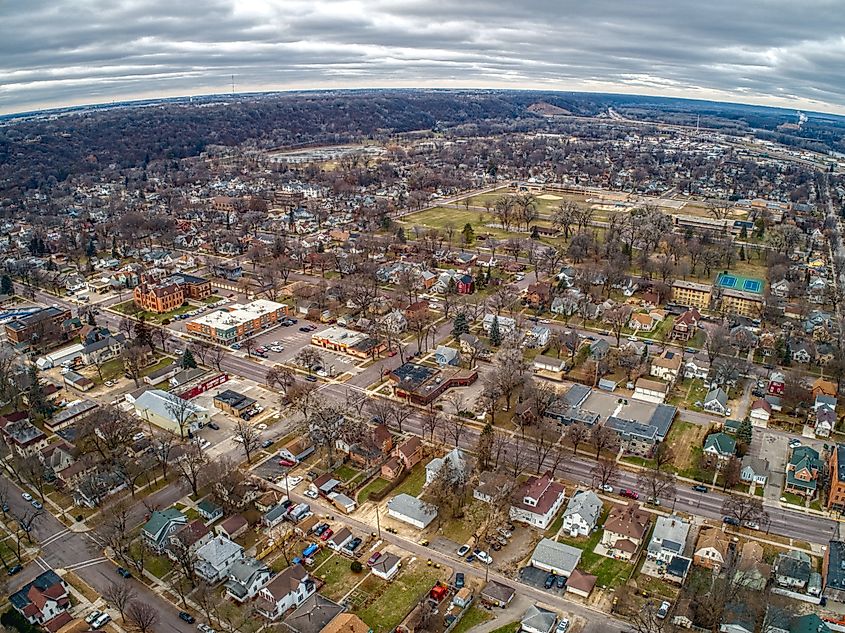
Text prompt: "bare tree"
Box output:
[[707, 199, 733, 221], [589, 423, 619, 460], [637, 468, 677, 505], [266, 365, 295, 402], [103, 581, 136, 621], [126, 600, 159, 633], [595, 458, 619, 490], [564, 421, 590, 455], [722, 494, 768, 526], [99, 500, 133, 564], [173, 445, 208, 497], [164, 394, 197, 440], [233, 418, 262, 464]]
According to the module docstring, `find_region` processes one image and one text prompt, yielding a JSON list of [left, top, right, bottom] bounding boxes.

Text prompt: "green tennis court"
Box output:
[[716, 272, 764, 294]]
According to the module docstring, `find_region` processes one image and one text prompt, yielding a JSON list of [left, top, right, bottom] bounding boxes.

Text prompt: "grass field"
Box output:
[[357, 477, 392, 504], [314, 554, 367, 601], [112, 300, 195, 323], [486, 622, 520, 633], [451, 604, 494, 633], [356, 565, 441, 633], [664, 420, 710, 474], [392, 463, 428, 498]]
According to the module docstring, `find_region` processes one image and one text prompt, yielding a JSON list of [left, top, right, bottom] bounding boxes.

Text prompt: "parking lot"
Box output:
[[519, 565, 569, 596]]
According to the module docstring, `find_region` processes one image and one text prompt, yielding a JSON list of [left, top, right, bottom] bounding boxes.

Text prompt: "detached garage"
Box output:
[[529, 538, 581, 577], [386, 493, 437, 529]]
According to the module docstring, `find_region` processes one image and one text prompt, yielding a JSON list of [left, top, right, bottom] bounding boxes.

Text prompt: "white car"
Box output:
[[198, 624, 216, 633], [627, 335, 638, 341], [91, 613, 112, 629], [104, 380, 115, 387], [556, 619, 570, 633], [131, 432, 146, 442], [656, 601, 670, 619], [304, 488, 318, 499], [60, 367, 70, 375], [174, 349, 184, 356], [601, 484, 614, 493], [199, 438, 211, 450], [21, 492, 32, 502], [474, 550, 493, 564], [256, 423, 268, 431], [286, 475, 303, 487], [233, 436, 244, 444], [85, 611, 102, 625]]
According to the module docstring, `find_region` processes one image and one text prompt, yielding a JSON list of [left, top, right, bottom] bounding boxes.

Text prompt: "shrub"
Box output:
[[350, 561, 363, 573]]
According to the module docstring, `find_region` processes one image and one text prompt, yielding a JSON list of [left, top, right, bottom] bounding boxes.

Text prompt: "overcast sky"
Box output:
[[3, 0, 845, 115]]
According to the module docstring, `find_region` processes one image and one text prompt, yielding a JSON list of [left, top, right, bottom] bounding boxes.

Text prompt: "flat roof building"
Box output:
[[187, 300, 288, 343]]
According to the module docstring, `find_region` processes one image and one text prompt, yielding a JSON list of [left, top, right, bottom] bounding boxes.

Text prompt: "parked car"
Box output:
[[474, 549, 493, 564], [261, 439, 273, 449], [620, 489, 639, 500], [497, 528, 512, 539], [454, 572, 465, 589], [21, 493, 32, 502], [304, 488, 319, 499], [556, 619, 570, 633], [207, 422, 220, 430], [287, 476, 303, 487], [457, 544, 470, 557], [116, 567, 132, 578], [91, 613, 111, 629], [345, 537, 363, 551], [320, 529, 334, 541], [789, 438, 802, 448], [367, 552, 382, 567], [656, 601, 671, 619], [7, 564, 22, 576], [278, 458, 296, 467], [465, 554, 476, 563], [85, 611, 102, 625], [601, 484, 614, 493], [197, 624, 216, 633], [304, 375, 318, 382], [544, 573, 556, 589], [744, 521, 760, 530], [179, 612, 196, 624], [314, 524, 328, 537], [31, 500, 43, 510], [723, 516, 740, 526], [299, 326, 311, 332], [556, 575, 566, 588], [692, 485, 709, 493]]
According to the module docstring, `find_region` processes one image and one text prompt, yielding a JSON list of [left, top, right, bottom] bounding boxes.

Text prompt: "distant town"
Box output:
[[0, 91, 844, 633]]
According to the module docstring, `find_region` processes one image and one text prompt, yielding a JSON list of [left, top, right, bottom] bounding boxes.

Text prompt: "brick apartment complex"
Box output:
[[828, 445, 845, 512], [186, 300, 289, 343], [4, 306, 75, 349], [719, 288, 765, 319], [671, 280, 712, 311]]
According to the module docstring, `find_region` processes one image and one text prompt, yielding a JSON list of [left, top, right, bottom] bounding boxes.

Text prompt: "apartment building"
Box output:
[[133, 282, 184, 313], [4, 306, 75, 349], [187, 300, 289, 343], [828, 445, 845, 512], [671, 280, 712, 311], [720, 288, 765, 319]]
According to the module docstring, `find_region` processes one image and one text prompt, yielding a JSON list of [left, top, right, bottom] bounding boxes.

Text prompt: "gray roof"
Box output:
[[775, 550, 811, 583], [741, 455, 769, 478], [228, 556, 269, 584], [142, 509, 187, 541], [648, 404, 677, 440], [826, 540, 845, 591], [563, 384, 592, 408], [283, 594, 344, 633], [51, 399, 98, 426], [648, 516, 690, 556], [521, 605, 557, 633], [705, 387, 729, 407], [562, 491, 602, 525], [531, 538, 582, 575], [481, 581, 515, 604], [196, 535, 243, 567], [372, 552, 401, 575], [264, 504, 289, 523], [606, 416, 658, 442], [134, 389, 208, 422], [387, 493, 437, 526]]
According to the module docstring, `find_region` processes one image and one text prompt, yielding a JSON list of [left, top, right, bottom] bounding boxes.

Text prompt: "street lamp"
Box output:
[[375, 505, 382, 539]]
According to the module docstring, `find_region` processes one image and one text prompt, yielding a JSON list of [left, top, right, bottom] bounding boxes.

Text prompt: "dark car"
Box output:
[[544, 573, 556, 589], [556, 575, 566, 589], [346, 537, 363, 551], [692, 485, 709, 493], [314, 523, 328, 536], [723, 516, 740, 526], [299, 326, 311, 332], [178, 612, 195, 624], [1, 503, 8, 512], [116, 567, 132, 578], [455, 572, 465, 589], [465, 554, 476, 563], [261, 439, 273, 449], [7, 564, 22, 576], [367, 551, 381, 566], [207, 422, 220, 431], [304, 375, 318, 382]]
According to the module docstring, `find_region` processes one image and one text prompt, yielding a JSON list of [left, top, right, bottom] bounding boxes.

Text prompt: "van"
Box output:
[[91, 613, 112, 629]]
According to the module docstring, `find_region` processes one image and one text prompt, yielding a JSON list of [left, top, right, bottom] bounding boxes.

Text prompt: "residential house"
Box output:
[[216, 514, 249, 540], [380, 457, 403, 481], [425, 447, 470, 485], [791, 339, 815, 364], [684, 353, 711, 380], [601, 503, 651, 561], [520, 605, 558, 633], [393, 436, 423, 470], [197, 499, 224, 523], [371, 553, 401, 581], [381, 310, 407, 334], [434, 346, 460, 367], [561, 490, 602, 537], [769, 371, 786, 395], [632, 378, 669, 405], [647, 515, 691, 565], [703, 388, 730, 416], [80, 334, 126, 366], [256, 564, 315, 620], [526, 283, 552, 309], [749, 399, 772, 423], [812, 378, 838, 399], [283, 594, 344, 633], [650, 350, 683, 383], [529, 538, 582, 577], [815, 401, 837, 438], [785, 446, 822, 498], [703, 432, 736, 462], [195, 535, 245, 584], [481, 581, 515, 608], [9, 570, 71, 632], [278, 438, 315, 464], [694, 527, 730, 571], [321, 614, 370, 633], [509, 471, 567, 530], [823, 540, 845, 604], [525, 326, 551, 349], [733, 542, 770, 591], [740, 456, 769, 486], [533, 355, 566, 374], [225, 557, 272, 602], [0, 418, 48, 458], [473, 470, 511, 503], [606, 416, 658, 456], [482, 313, 516, 336], [774, 550, 812, 591], [142, 508, 188, 553], [671, 309, 701, 341]]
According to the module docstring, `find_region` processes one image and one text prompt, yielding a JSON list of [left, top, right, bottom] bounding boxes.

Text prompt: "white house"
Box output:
[[371, 552, 402, 581], [482, 313, 516, 335], [529, 538, 582, 577], [195, 535, 245, 584], [749, 399, 771, 423], [520, 605, 558, 633], [224, 557, 272, 603], [740, 456, 769, 486], [561, 491, 602, 537], [256, 564, 315, 620], [632, 378, 669, 404], [425, 448, 470, 485], [646, 515, 690, 565], [509, 472, 566, 530]]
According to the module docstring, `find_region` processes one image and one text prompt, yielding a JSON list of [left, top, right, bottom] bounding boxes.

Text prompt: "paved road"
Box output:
[[2, 475, 194, 633]]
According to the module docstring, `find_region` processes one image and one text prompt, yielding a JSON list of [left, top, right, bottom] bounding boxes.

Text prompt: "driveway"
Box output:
[[753, 431, 787, 501]]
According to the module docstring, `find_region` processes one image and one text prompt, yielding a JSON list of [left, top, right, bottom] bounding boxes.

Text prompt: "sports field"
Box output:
[[716, 272, 764, 294]]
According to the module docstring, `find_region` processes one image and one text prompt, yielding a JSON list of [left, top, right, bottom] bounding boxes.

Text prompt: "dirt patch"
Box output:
[[664, 421, 709, 471]]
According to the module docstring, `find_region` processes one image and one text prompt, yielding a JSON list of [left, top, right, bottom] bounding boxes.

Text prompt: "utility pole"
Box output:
[[231, 75, 235, 95]]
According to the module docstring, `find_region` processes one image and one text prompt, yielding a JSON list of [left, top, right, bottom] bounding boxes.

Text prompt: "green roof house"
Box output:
[[142, 508, 188, 553], [703, 432, 736, 461]]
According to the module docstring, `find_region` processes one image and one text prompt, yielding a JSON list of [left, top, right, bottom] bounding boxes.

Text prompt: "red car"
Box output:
[[278, 458, 296, 467], [387, 350, 397, 357], [367, 551, 381, 566], [620, 489, 639, 500], [320, 528, 333, 542]]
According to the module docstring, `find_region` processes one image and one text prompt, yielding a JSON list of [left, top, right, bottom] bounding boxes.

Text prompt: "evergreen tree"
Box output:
[[86, 239, 96, 257], [476, 421, 494, 471], [530, 226, 540, 240], [739, 226, 748, 239], [462, 223, 475, 244], [489, 315, 502, 346], [0, 274, 12, 295], [739, 245, 746, 261], [27, 365, 54, 419], [395, 227, 407, 244], [134, 316, 154, 352], [452, 313, 469, 338], [737, 418, 753, 445], [86, 312, 96, 326], [180, 348, 198, 369], [782, 341, 792, 366]]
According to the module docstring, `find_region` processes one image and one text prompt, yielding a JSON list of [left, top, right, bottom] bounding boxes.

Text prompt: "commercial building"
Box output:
[[187, 300, 289, 343], [213, 389, 257, 419], [4, 306, 75, 349], [130, 389, 210, 435], [671, 280, 712, 311], [310, 326, 385, 358], [387, 362, 477, 405]]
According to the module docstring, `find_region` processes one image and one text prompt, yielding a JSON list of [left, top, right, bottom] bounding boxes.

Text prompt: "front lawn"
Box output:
[[781, 491, 806, 506], [487, 623, 520, 633], [452, 605, 493, 633], [112, 300, 195, 323], [358, 477, 392, 504], [314, 554, 367, 601], [392, 463, 427, 498], [356, 566, 441, 633], [335, 464, 362, 483], [201, 295, 224, 304]]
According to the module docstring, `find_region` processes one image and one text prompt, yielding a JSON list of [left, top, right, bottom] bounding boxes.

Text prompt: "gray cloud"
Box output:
[[2, 0, 845, 114]]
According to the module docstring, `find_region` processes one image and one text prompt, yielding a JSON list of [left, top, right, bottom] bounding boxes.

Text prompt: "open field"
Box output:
[[356, 564, 441, 633], [664, 420, 710, 473], [314, 553, 367, 601], [392, 463, 428, 498]]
